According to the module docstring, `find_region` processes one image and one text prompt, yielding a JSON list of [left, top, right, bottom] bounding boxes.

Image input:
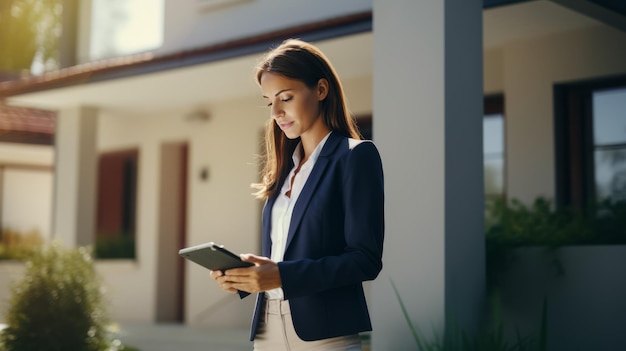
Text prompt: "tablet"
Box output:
[[178, 242, 253, 271]]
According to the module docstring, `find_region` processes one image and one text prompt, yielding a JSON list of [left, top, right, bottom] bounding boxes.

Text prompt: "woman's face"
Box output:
[[260, 72, 328, 140]]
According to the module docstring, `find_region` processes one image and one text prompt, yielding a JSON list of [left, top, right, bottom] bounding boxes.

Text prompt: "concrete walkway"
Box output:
[[0, 323, 251, 351], [116, 323, 251, 351]]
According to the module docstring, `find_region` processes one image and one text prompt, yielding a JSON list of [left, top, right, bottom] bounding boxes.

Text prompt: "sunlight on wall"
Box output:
[[1, 169, 53, 241]]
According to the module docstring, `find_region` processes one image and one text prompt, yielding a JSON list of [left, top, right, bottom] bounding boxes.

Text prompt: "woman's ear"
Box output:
[[317, 79, 329, 101]]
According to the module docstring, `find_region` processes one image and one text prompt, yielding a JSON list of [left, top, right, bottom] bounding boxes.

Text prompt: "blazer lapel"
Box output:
[[284, 132, 343, 251]]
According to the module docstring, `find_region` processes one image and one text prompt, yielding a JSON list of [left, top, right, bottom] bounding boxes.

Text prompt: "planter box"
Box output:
[[497, 245, 626, 351]]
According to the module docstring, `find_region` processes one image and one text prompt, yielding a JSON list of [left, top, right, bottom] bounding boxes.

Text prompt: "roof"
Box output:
[[0, 103, 55, 145], [0, 11, 372, 99]]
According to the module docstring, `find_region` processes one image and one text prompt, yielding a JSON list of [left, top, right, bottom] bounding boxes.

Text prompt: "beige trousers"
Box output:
[[253, 299, 362, 351]]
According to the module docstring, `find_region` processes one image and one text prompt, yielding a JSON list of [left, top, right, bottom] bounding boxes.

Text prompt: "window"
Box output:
[[592, 87, 626, 203], [90, 0, 164, 60], [484, 95, 505, 201], [555, 76, 626, 210]]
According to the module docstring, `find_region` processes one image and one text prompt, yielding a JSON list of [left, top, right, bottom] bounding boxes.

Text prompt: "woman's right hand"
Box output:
[[210, 270, 239, 294], [209, 254, 282, 294]]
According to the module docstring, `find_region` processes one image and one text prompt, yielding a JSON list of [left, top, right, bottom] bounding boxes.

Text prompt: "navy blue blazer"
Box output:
[[249, 131, 385, 342]]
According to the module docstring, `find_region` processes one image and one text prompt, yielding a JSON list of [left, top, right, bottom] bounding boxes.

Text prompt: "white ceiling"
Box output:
[[8, 0, 605, 114]]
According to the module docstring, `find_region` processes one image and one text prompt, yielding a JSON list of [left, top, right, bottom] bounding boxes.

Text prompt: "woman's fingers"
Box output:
[[240, 253, 272, 265], [215, 274, 239, 294], [209, 269, 223, 280], [210, 255, 281, 293]]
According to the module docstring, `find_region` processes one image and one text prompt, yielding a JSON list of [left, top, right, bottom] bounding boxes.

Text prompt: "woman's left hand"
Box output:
[[217, 254, 282, 294]]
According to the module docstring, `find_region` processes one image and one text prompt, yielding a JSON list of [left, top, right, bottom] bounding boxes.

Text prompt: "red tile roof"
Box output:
[[0, 103, 55, 134]]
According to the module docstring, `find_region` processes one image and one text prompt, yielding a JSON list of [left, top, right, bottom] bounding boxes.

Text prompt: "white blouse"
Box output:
[[266, 132, 331, 300]]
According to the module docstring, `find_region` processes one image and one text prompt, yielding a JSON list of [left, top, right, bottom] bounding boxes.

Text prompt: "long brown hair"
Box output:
[[252, 38, 361, 199]]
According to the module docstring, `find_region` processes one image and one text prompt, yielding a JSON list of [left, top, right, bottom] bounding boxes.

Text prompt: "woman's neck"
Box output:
[[300, 122, 331, 163]]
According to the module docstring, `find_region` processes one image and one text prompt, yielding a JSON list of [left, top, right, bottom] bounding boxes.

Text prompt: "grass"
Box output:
[[390, 278, 547, 351]]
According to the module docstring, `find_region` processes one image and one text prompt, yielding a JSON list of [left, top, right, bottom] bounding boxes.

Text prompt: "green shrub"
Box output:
[[95, 234, 135, 259], [0, 242, 120, 351], [0, 228, 43, 260], [485, 197, 626, 290]]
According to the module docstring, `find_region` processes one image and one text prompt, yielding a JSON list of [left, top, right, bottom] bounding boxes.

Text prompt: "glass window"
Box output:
[[555, 77, 626, 211], [483, 95, 505, 200], [484, 114, 505, 198], [90, 0, 164, 60], [592, 87, 626, 203]]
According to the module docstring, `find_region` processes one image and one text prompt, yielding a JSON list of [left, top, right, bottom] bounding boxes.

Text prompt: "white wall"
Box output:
[[183, 97, 266, 328], [483, 24, 626, 204], [0, 143, 54, 241], [0, 143, 54, 166], [1, 170, 53, 239], [484, 48, 503, 95], [160, 0, 371, 56]]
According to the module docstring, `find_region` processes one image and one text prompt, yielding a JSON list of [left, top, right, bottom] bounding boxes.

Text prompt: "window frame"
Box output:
[[554, 74, 626, 212]]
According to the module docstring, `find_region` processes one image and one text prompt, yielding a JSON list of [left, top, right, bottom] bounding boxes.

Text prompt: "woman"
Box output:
[[211, 38, 384, 351]]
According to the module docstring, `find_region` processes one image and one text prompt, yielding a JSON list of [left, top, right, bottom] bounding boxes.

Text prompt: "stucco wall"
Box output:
[[160, 0, 371, 56], [0, 143, 54, 166], [0, 143, 54, 241]]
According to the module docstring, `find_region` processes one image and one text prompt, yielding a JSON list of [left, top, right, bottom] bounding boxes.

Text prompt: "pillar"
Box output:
[[52, 106, 98, 247], [370, 0, 485, 349]]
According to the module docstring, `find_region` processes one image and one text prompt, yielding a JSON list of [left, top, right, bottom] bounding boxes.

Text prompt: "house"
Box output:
[[1, 0, 625, 349]]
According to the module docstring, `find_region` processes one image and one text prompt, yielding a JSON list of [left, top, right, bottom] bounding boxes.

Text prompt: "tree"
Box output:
[[0, 0, 62, 75]]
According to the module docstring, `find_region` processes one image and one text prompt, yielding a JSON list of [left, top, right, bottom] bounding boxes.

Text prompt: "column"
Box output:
[[52, 106, 98, 247], [370, 0, 484, 349]]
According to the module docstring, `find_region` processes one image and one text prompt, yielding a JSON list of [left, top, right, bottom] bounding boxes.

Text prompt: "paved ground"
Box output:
[[1, 323, 371, 350], [117, 324, 252, 351], [118, 324, 372, 351], [0, 323, 251, 351]]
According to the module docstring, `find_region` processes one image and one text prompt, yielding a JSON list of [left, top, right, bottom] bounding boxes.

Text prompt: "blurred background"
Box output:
[[1, 0, 626, 350]]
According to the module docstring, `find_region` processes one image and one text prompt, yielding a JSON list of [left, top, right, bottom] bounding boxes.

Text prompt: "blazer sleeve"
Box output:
[[278, 141, 385, 298]]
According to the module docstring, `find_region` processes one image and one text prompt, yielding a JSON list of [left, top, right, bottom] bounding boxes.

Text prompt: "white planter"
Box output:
[[497, 245, 626, 351]]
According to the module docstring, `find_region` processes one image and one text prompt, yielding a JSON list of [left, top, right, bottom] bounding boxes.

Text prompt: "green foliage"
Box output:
[[94, 234, 136, 259], [0, 242, 122, 351], [485, 197, 626, 289], [485, 197, 594, 248], [0, 0, 61, 73], [390, 279, 547, 351], [590, 198, 626, 245], [0, 228, 43, 260]]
